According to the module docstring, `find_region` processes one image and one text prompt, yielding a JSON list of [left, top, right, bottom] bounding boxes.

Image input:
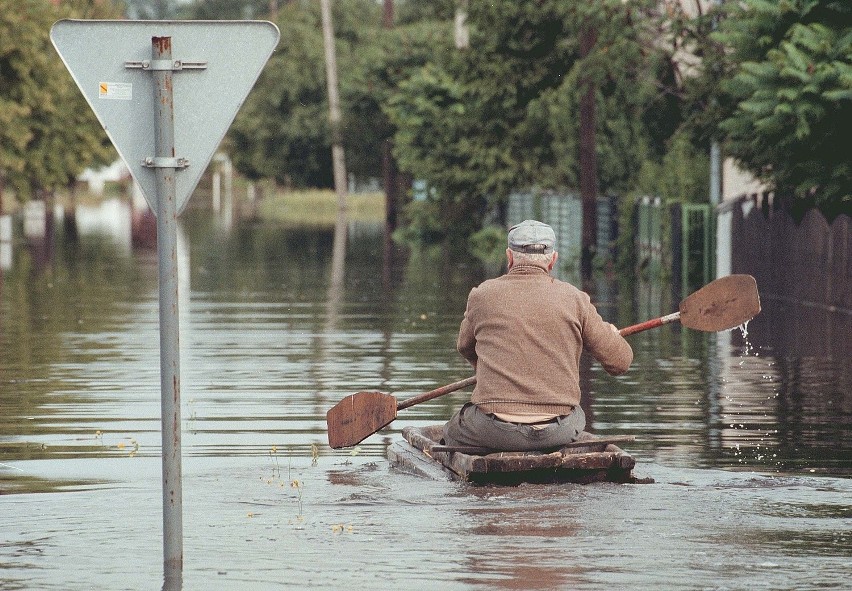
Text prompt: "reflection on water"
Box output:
[[461, 496, 583, 590], [1, 199, 849, 471], [0, 199, 850, 589], [709, 303, 852, 474]]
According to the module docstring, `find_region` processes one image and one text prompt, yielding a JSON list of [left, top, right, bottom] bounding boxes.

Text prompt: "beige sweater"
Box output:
[[457, 265, 633, 415]]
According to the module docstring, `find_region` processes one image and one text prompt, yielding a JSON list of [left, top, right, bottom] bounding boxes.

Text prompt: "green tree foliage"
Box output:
[[344, 18, 454, 186], [0, 0, 119, 204], [665, 2, 729, 148], [386, 0, 684, 240], [228, 0, 446, 190], [636, 131, 710, 205], [715, 0, 851, 217], [529, 2, 684, 195], [389, 2, 581, 223], [229, 0, 388, 188], [229, 4, 332, 186], [394, 0, 456, 25], [0, 5, 36, 197]]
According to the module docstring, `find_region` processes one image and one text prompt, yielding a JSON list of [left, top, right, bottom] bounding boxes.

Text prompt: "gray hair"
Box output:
[[511, 250, 557, 268]]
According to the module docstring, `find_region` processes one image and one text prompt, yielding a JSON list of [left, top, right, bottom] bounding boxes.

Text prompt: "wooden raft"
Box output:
[[387, 425, 651, 485]]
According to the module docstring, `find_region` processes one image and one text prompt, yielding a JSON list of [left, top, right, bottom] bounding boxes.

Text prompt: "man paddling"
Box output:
[[443, 219, 633, 451]]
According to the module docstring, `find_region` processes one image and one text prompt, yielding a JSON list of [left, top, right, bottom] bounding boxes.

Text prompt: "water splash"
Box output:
[[736, 320, 756, 359], [722, 319, 787, 469]]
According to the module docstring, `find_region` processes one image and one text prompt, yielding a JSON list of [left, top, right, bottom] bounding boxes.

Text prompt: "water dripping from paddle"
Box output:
[[723, 319, 787, 470], [736, 319, 755, 360]]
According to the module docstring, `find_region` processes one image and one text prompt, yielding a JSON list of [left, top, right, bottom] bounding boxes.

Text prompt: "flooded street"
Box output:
[[1, 200, 850, 590]]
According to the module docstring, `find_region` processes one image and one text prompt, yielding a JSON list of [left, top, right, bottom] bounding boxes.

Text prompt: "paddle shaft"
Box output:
[[397, 376, 477, 411], [618, 312, 680, 337]]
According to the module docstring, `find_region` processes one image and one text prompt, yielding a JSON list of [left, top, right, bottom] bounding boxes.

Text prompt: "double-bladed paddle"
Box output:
[[326, 274, 761, 449]]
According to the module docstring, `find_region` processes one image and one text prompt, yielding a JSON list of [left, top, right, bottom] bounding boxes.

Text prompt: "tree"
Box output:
[[345, 16, 455, 214], [229, 0, 387, 188], [386, 0, 684, 242], [715, 0, 851, 217], [387, 2, 581, 239], [228, 5, 332, 187], [227, 0, 445, 191], [0, 0, 119, 208], [0, 5, 34, 207]]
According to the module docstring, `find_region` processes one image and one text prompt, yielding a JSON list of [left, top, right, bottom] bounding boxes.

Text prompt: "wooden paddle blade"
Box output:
[[679, 274, 761, 332], [326, 391, 398, 449]]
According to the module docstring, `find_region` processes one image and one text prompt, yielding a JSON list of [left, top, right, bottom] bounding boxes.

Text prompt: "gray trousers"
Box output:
[[442, 402, 586, 452]]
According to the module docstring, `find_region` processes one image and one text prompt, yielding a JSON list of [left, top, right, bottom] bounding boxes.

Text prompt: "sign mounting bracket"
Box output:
[[142, 156, 190, 169], [125, 59, 208, 71]]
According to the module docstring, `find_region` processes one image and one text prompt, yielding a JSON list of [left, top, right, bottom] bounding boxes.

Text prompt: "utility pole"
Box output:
[[709, 0, 724, 284], [320, 0, 348, 216], [383, 0, 393, 28], [382, 0, 398, 231], [579, 27, 598, 278], [709, 0, 723, 207], [455, 1, 469, 50], [710, 143, 721, 206]]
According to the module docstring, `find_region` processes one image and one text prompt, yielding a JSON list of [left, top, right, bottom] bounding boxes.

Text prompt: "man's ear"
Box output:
[[547, 251, 558, 271], [506, 249, 514, 269]]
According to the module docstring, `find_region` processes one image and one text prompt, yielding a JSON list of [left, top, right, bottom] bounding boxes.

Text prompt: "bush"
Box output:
[[392, 199, 447, 245], [468, 225, 507, 263]]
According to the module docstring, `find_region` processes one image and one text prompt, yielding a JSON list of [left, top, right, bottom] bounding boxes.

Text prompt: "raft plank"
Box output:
[[392, 425, 646, 485], [433, 436, 636, 455], [387, 441, 459, 481]]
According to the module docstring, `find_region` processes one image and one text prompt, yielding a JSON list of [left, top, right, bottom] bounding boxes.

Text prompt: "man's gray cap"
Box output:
[[507, 220, 555, 254]]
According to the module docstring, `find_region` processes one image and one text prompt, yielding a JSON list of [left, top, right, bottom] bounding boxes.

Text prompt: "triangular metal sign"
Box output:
[[51, 20, 280, 215]]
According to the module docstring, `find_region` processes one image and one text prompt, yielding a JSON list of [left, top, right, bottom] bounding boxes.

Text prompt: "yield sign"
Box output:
[[50, 20, 280, 214]]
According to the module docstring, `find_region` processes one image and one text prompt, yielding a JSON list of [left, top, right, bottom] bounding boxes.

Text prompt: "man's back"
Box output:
[[458, 265, 632, 416], [443, 219, 633, 451]]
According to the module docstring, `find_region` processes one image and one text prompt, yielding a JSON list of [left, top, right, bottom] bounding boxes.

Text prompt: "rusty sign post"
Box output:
[[50, 20, 280, 581], [152, 35, 184, 576]]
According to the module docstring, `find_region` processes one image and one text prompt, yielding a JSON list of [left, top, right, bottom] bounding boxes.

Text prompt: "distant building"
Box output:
[[77, 160, 130, 196]]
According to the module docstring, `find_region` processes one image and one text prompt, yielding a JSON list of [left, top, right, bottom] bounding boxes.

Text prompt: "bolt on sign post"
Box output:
[[50, 20, 280, 578]]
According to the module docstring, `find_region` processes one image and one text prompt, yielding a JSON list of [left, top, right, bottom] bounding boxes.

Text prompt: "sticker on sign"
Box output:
[[99, 82, 133, 100]]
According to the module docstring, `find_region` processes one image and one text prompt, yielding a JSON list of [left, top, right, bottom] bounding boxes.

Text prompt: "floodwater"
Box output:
[[1, 199, 850, 590]]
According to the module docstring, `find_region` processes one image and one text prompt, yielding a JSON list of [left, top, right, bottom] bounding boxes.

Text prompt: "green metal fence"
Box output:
[[680, 203, 713, 291], [507, 189, 583, 260], [637, 198, 714, 294], [636, 196, 663, 275]]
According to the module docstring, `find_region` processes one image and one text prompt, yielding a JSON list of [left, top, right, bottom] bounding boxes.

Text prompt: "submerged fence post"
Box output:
[[151, 35, 183, 578]]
